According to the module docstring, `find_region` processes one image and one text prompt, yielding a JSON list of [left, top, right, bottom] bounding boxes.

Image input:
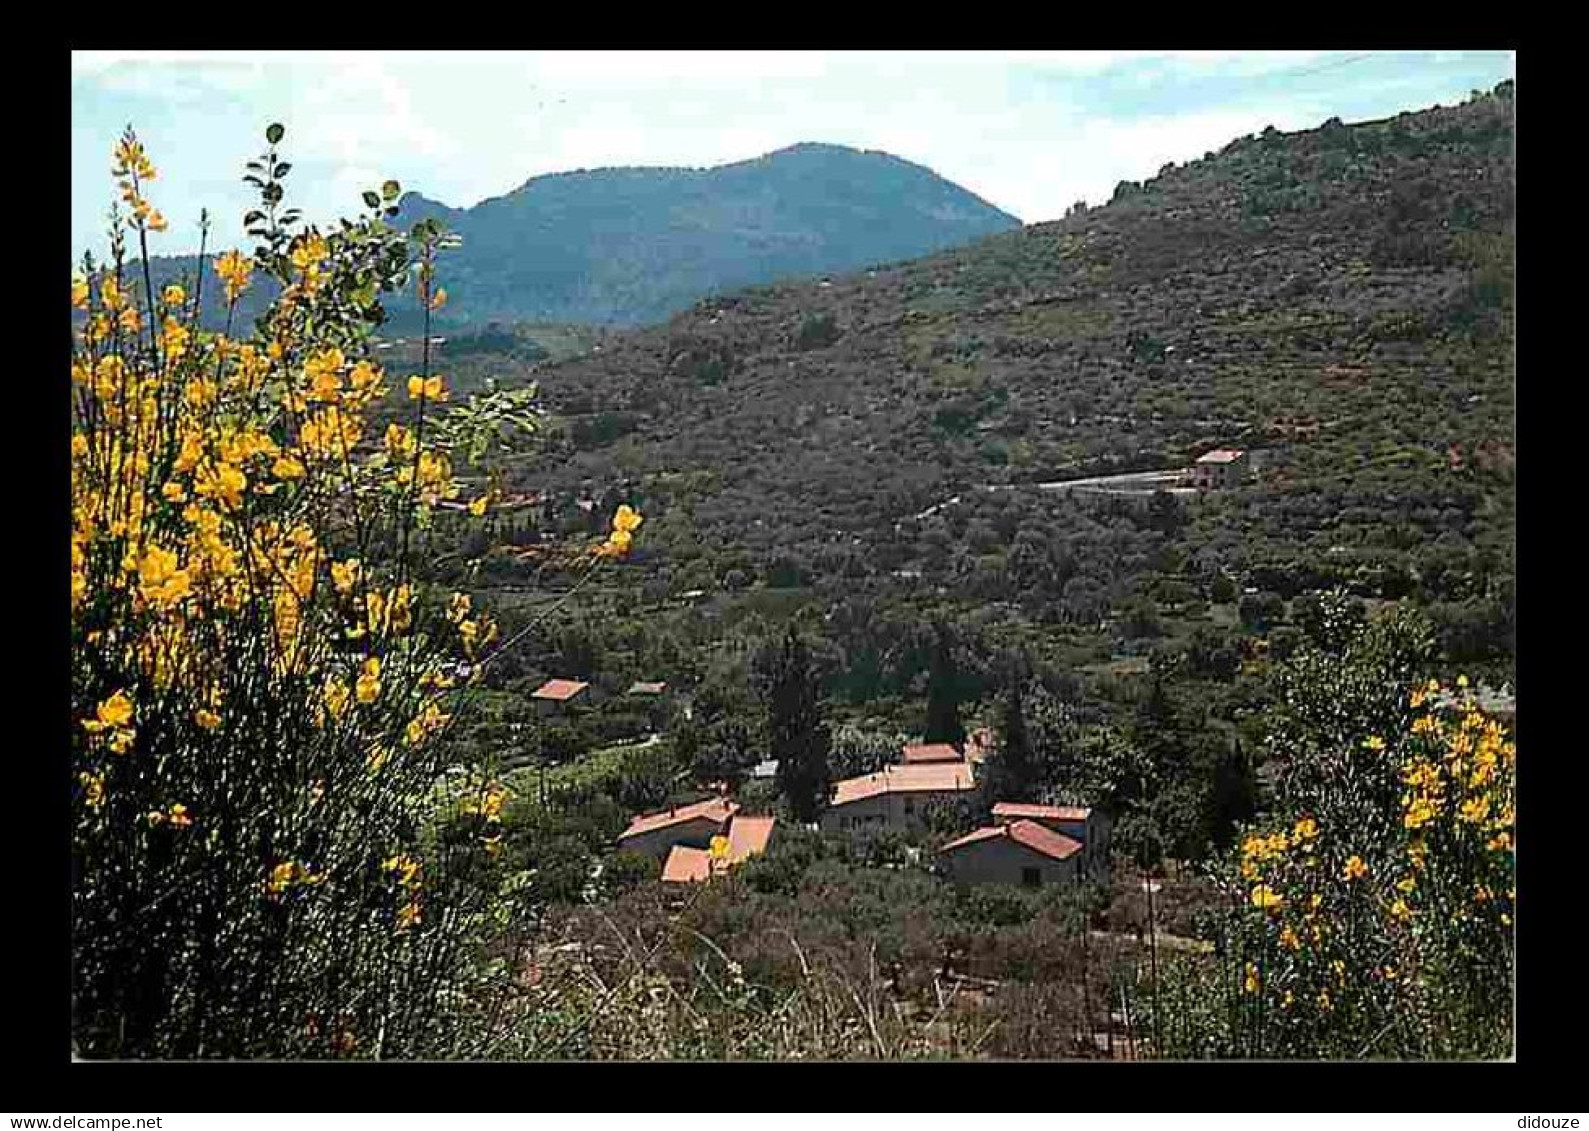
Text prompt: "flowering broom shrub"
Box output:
[[71, 126, 640, 1058], [1143, 603, 1514, 1059]]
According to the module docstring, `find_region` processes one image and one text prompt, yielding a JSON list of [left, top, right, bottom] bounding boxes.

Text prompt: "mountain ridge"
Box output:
[[121, 141, 1021, 331]]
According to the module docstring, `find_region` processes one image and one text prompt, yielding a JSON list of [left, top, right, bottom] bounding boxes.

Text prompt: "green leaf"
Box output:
[[382, 180, 402, 202], [266, 123, 285, 145], [362, 191, 381, 210], [274, 162, 292, 178]]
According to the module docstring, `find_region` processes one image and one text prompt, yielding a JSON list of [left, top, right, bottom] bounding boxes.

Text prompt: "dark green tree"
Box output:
[[767, 627, 833, 823], [981, 663, 1041, 806], [923, 622, 966, 747]]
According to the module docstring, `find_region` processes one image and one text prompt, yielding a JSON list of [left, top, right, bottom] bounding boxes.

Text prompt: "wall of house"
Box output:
[[944, 838, 1082, 887], [619, 816, 724, 861], [822, 790, 967, 836]]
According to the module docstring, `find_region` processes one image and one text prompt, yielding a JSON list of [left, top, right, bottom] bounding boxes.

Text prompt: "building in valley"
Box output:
[[991, 802, 1113, 881], [1190, 447, 1248, 490], [939, 819, 1086, 888], [616, 796, 739, 861], [820, 761, 977, 837], [531, 677, 592, 717], [660, 813, 777, 884]]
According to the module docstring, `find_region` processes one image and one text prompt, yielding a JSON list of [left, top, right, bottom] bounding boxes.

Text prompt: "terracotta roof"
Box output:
[[618, 796, 739, 842], [661, 845, 713, 883], [902, 743, 963, 763], [532, 678, 590, 702], [940, 819, 1084, 862], [1196, 448, 1245, 464], [627, 681, 668, 695], [725, 815, 775, 864], [659, 814, 775, 881], [992, 802, 1092, 823], [831, 762, 976, 808]]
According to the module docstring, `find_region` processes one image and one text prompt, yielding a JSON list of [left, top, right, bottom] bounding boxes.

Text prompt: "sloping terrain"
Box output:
[[488, 84, 1513, 630]]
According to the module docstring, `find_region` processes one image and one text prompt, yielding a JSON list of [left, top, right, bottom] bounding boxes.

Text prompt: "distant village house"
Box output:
[[820, 761, 977, 836], [660, 813, 777, 884], [531, 678, 591, 717], [1190, 447, 1248, 490], [940, 819, 1086, 888], [991, 802, 1113, 882], [616, 796, 739, 862]]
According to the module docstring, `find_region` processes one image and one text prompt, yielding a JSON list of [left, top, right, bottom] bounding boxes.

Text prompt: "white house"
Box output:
[[820, 762, 977, 837]]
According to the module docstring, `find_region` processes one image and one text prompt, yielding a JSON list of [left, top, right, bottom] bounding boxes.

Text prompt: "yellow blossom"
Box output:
[[1459, 795, 1491, 825], [407, 374, 449, 402], [92, 690, 134, 730], [1342, 856, 1367, 881], [331, 559, 362, 595], [355, 657, 381, 704], [78, 771, 105, 809], [1251, 885, 1284, 911], [214, 250, 253, 302], [613, 504, 643, 533]]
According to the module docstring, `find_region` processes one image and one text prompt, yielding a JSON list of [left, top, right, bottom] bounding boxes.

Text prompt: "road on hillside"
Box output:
[[909, 468, 1199, 522]]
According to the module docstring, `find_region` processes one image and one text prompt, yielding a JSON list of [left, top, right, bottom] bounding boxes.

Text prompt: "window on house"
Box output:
[[1021, 867, 1042, 889], [904, 796, 915, 815]]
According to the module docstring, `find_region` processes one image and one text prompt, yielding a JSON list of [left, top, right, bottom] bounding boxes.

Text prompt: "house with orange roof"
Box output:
[[820, 761, 977, 837], [661, 813, 777, 884], [531, 677, 592, 717], [990, 802, 1112, 881], [939, 819, 1086, 888], [616, 796, 739, 861]]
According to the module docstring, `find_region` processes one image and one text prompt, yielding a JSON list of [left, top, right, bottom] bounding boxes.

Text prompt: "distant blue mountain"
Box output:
[[393, 142, 1020, 326]]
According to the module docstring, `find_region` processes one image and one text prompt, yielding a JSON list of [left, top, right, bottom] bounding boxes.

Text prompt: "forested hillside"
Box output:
[[457, 82, 1513, 684]]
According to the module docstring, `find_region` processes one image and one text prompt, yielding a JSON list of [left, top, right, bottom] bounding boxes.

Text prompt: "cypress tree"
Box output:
[[985, 672, 1040, 804], [769, 627, 832, 823], [923, 622, 966, 747]]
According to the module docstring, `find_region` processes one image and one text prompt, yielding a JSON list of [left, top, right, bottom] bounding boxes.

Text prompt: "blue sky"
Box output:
[[71, 50, 1515, 260]]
